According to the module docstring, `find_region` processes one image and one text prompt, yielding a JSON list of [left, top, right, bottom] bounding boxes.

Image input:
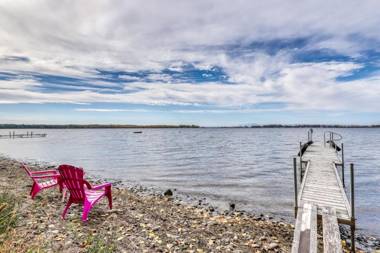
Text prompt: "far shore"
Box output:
[[0, 156, 375, 252], [1, 124, 380, 129]]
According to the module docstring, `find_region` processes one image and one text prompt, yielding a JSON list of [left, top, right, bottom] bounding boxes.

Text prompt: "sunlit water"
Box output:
[[0, 128, 379, 236]]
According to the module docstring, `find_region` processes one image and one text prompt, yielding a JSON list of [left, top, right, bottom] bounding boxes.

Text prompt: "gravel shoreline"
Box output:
[[0, 157, 377, 252]]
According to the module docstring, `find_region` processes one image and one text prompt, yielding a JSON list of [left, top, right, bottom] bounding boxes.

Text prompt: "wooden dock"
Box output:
[[292, 130, 356, 253], [0, 131, 47, 139]]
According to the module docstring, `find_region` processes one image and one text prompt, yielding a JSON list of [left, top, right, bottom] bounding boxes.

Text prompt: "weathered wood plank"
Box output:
[[301, 197, 346, 207], [304, 184, 340, 191], [322, 207, 343, 253], [291, 203, 317, 253], [303, 192, 342, 199], [302, 195, 344, 203]]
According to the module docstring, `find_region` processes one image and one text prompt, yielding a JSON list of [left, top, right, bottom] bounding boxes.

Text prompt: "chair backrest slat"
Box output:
[[58, 165, 85, 201]]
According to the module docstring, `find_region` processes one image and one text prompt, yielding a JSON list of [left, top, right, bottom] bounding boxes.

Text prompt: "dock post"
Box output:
[[299, 142, 303, 179], [330, 132, 332, 148], [293, 157, 298, 217], [350, 163, 355, 252], [342, 143, 345, 187]]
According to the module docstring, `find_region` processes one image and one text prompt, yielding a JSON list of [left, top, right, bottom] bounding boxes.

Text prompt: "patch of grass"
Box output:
[[85, 234, 116, 253], [0, 192, 17, 236]]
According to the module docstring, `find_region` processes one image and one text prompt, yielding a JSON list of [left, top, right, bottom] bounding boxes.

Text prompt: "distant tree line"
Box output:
[[240, 124, 380, 128], [0, 124, 200, 129]]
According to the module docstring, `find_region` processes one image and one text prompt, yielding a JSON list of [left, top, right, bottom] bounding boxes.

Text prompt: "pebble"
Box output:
[[267, 242, 279, 250], [164, 189, 173, 197]]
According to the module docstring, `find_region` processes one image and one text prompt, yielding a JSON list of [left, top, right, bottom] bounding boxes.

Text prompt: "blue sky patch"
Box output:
[[294, 49, 352, 63], [95, 63, 230, 84], [336, 50, 380, 81]]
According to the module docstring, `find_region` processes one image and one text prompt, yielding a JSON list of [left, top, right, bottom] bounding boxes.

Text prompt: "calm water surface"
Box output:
[[0, 128, 379, 236]]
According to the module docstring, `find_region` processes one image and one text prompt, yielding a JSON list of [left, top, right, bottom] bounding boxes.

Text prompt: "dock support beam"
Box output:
[[341, 143, 345, 187], [299, 142, 303, 179], [293, 157, 298, 217], [350, 163, 355, 252]]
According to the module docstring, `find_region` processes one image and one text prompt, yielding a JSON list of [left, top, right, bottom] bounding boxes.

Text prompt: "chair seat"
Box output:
[[85, 189, 105, 204], [37, 178, 58, 188]]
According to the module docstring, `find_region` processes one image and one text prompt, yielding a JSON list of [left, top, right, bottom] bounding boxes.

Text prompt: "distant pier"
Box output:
[[292, 130, 356, 252], [0, 131, 47, 139]]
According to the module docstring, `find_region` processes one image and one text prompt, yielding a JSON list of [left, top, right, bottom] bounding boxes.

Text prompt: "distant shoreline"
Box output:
[[1, 124, 380, 129], [0, 124, 200, 129]]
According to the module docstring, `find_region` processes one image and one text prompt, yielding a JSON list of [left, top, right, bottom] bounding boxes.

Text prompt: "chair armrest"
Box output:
[[83, 180, 93, 189], [31, 170, 58, 175], [91, 183, 112, 190]]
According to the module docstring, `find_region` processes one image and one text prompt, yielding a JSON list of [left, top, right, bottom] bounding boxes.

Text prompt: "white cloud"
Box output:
[[0, 0, 380, 113], [1, 60, 380, 113], [75, 108, 150, 112]]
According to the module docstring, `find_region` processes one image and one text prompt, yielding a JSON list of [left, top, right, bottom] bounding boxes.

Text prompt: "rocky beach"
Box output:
[[0, 156, 378, 252]]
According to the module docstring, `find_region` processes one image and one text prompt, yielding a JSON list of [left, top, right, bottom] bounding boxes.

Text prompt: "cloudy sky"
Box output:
[[1, 0, 380, 126]]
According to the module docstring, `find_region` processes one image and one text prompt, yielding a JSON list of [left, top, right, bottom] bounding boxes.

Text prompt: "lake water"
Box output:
[[0, 128, 379, 236]]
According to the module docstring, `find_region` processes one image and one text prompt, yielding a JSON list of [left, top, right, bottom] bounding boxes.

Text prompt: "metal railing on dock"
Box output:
[[324, 131, 342, 148]]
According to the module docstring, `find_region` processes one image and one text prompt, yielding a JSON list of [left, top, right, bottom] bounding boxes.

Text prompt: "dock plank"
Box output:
[[292, 203, 317, 253], [322, 207, 343, 253]]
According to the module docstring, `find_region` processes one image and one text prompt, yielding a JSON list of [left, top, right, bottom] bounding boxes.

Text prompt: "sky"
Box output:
[[1, 0, 380, 126]]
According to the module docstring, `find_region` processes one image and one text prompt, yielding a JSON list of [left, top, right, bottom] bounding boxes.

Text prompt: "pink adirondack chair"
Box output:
[[57, 164, 112, 221], [21, 163, 62, 199]]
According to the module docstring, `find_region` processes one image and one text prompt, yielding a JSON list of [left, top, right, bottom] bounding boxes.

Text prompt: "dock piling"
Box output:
[[299, 142, 303, 179], [350, 163, 355, 252], [293, 157, 298, 216], [342, 143, 345, 187]]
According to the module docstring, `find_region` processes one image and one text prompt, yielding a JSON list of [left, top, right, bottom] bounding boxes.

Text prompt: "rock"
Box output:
[[267, 242, 279, 250], [164, 189, 173, 197], [252, 243, 260, 248], [259, 236, 267, 241], [229, 203, 235, 211]]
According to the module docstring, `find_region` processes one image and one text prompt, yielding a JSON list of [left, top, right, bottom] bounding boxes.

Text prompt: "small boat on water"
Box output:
[[133, 131, 143, 134]]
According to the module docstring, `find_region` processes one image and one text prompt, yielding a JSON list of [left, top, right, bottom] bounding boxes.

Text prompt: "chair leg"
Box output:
[[58, 180, 63, 193], [61, 189, 67, 203], [30, 183, 40, 199], [82, 201, 92, 221], [29, 182, 36, 196], [106, 188, 112, 209], [62, 199, 73, 220]]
